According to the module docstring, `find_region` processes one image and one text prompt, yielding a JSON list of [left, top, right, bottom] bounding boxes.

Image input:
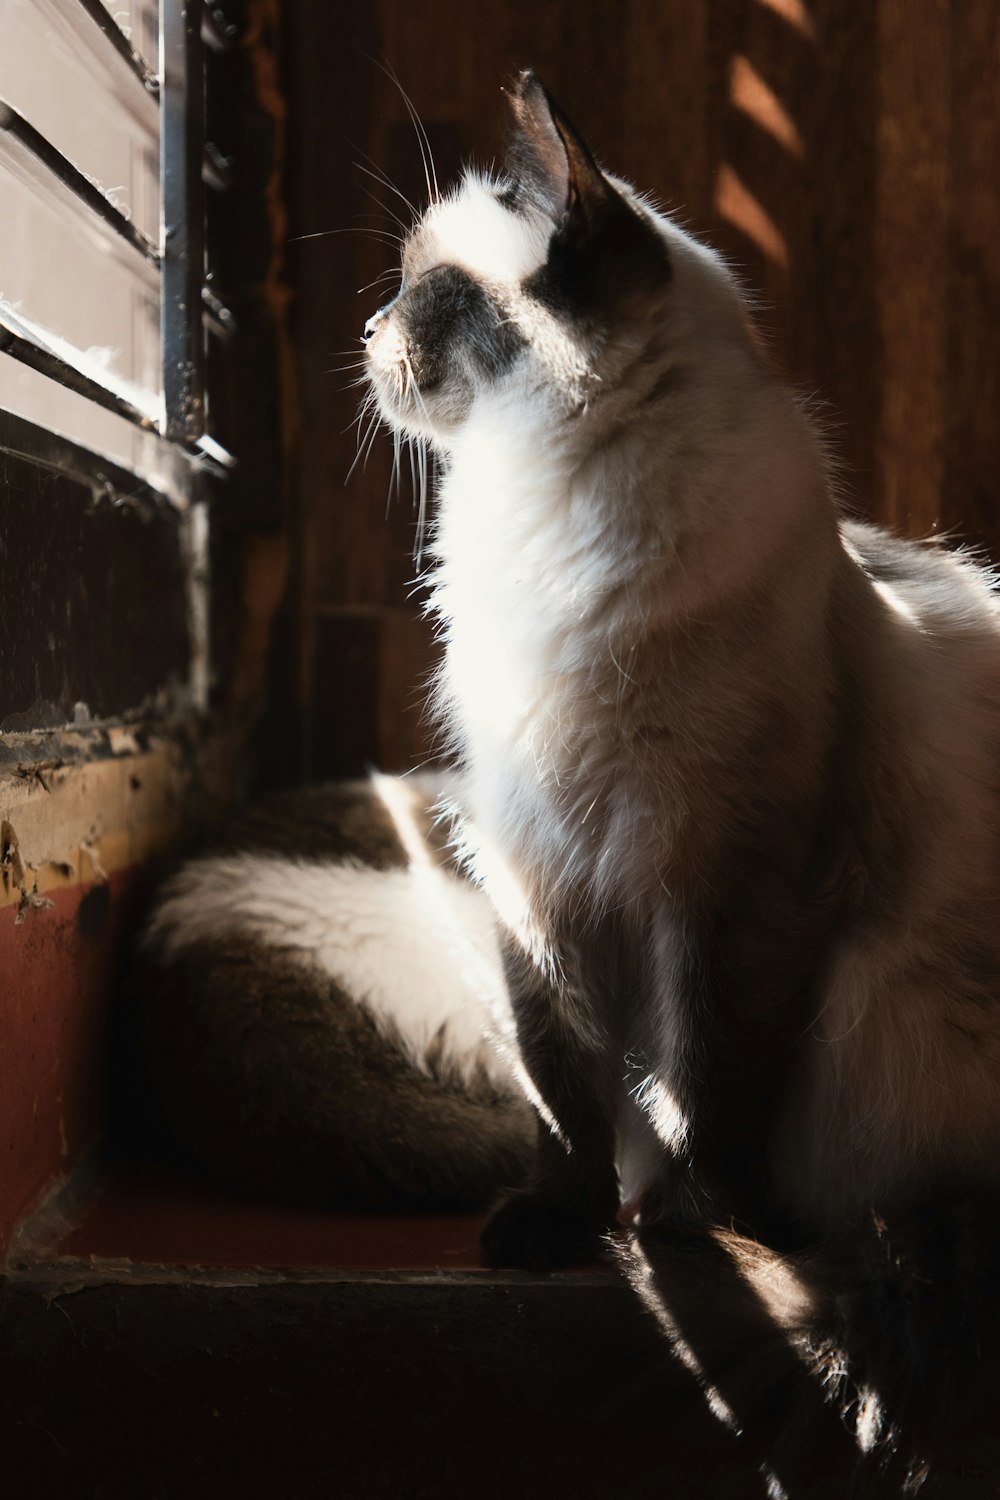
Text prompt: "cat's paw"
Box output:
[[480, 1190, 604, 1270]]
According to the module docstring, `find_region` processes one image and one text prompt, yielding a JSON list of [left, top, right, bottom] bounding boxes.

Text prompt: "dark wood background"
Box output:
[[281, 0, 1000, 779]]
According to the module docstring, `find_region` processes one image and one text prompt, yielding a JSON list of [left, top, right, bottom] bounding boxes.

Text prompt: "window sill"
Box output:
[[1, 1165, 751, 1500], [11, 1159, 619, 1281]]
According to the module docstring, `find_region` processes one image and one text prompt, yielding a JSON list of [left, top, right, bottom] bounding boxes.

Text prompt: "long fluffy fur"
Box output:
[[364, 71, 1000, 1486], [128, 776, 533, 1210]]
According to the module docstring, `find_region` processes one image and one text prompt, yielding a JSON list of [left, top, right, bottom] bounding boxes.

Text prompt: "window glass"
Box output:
[[0, 0, 161, 467], [0, 0, 159, 240]]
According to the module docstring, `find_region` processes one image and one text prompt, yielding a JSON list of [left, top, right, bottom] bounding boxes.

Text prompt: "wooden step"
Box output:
[[1, 1162, 764, 1500]]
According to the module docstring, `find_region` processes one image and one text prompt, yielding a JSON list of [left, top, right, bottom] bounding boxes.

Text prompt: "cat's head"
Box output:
[[364, 71, 747, 447]]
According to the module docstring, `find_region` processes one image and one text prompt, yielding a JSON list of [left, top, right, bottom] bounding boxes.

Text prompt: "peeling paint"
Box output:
[[78, 841, 109, 884], [0, 732, 190, 912], [1, 871, 141, 1252], [107, 727, 143, 757], [15, 883, 56, 926], [1, 819, 26, 889]]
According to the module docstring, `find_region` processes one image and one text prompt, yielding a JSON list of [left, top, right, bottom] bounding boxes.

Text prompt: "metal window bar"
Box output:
[[161, 0, 207, 445], [0, 0, 243, 732], [0, 1, 235, 462], [202, 139, 233, 193], [0, 406, 187, 513], [72, 0, 161, 97], [202, 4, 238, 53], [0, 303, 159, 433], [0, 101, 159, 266], [202, 283, 237, 341]]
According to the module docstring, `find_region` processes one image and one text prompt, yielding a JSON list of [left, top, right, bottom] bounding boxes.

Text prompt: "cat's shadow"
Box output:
[[620, 1223, 915, 1500]]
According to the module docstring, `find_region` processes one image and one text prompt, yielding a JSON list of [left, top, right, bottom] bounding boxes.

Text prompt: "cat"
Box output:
[[129, 772, 533, 1211], [362, 70, 1000, 1492]]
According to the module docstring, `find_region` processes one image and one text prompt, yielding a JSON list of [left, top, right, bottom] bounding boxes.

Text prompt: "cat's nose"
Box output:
[[363, 294, 399, 342]]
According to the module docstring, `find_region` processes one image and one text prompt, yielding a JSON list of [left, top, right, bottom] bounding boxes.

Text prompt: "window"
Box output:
[[0, 0, 246, 732], [0, 0, 290, 1253]]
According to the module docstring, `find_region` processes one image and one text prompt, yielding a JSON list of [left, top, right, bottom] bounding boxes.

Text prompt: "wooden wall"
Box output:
[[284, 0, 1000, 777]]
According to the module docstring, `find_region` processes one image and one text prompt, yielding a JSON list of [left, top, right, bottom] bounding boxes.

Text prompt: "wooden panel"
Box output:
[[946, 2, 1000, 547], [0, 454, 191, 731], [310, 609, 380, 779], [203, 0, 294, 534], [0, 873, 132, 1255], [0, 737, 190, 1254], [876, 0, 951, 535], [0, 1272, 754, 1500], [285, 1, 1000, 774]]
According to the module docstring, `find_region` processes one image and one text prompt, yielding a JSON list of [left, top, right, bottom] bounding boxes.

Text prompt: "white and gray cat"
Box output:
[[133, 773, 533, 1211], [137, 70, 999, 1491], [360, 71, 1000, 1492]]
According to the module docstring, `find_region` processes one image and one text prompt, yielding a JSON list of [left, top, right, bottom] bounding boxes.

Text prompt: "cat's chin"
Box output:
[[366, 380, 446, 445], [378, 403, 458, 451], [367, 359, 470, 446]]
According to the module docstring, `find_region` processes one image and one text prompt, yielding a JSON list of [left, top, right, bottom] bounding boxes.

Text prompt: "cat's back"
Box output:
[[843, 519, 1000, 659], [785, 523, 1000, 1223], [837, 520, 1000, 829]]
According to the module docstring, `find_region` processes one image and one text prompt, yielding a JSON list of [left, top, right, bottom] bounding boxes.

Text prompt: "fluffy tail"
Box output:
[[126, 937, 535, 1213], [618, 1201, 1000, 1498]]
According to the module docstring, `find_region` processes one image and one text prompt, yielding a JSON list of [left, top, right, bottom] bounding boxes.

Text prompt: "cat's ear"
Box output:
[[506, 70, 610, 229]]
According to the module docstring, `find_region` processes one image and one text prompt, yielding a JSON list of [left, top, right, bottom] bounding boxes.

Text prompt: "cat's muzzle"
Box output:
[[365, 315, 408, 366], [366, 323, 417, 421]]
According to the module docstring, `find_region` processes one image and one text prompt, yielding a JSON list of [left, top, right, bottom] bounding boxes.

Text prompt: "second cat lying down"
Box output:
[[131, 773, 533, 1211]]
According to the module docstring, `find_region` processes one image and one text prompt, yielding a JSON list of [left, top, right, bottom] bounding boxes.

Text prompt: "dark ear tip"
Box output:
[[507, 67, 546, 108]]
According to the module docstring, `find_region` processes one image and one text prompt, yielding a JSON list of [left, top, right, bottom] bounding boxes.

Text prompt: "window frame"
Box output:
[[0, 0, 239, 729]]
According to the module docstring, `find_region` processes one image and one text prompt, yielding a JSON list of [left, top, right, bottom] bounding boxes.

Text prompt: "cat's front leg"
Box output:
[[481, 933, 620, 1270]]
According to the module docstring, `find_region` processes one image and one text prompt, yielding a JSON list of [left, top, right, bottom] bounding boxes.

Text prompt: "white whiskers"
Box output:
[[340, 64, 443, 569], [374, 57, 440, 207]]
